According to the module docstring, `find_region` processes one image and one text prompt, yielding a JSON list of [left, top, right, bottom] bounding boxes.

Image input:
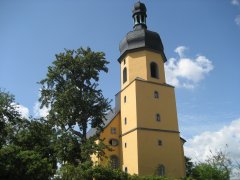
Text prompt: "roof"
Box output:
[[86, 108, 120, 138], [118, 29, 167, 63]]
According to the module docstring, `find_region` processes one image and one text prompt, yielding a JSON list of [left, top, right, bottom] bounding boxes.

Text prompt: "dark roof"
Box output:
[[180, 137, 187, 144], [119, 29, 167, 62], [132, 2, 147, 17], [86, 108, 120, 138]]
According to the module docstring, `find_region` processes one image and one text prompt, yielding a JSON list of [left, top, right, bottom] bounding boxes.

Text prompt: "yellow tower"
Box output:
[[118, 2, 185, 178], [88, 2, 186, 178]]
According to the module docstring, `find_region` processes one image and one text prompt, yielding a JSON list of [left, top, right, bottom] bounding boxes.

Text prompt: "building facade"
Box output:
[[88, 2, 186, 178]]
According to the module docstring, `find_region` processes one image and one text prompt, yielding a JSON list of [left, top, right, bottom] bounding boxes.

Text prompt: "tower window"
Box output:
[[124, 117, 127, 125], [125, 142, 127, 148], [109, 139, 119, 146], [123, 67, 127, 83], [125, 167, 128, 173], [154, 91, 159, 98], [137, 15, 140, 24], [156, 164, 165, 176], [124, 96, 127, 103], [156, 113, 161, 122], [134, 15, 138, 25], [158, 140, 162, 146], [150, 62, 159, 79], [111, 127, 116, 134], [110, 155, 119, 169]]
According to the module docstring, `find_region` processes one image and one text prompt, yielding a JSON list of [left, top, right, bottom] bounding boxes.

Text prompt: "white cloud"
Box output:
[[231, 0, 240, 6], [165, 46, 214, 89], [184, 118, 240, 163], [235, 15, 240, 26], [174, 46, 188, 58], [12, 103, 30, 119], [33, 101, 49, 118]]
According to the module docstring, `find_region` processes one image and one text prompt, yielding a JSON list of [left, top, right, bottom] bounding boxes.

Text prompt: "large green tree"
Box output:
[[39, 47, 111, 164], [0, 90, 58, 179]]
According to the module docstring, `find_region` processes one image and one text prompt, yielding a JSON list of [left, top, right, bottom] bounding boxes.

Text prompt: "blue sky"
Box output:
[[1, 0, 240, 163]]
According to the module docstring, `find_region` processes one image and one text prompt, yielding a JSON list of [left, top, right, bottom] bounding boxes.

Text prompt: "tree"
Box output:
[[0, 89, 25, 147], [39, 47, 111, 164], [192, 149, 231, 180], [185, 156, 194, 177], [0, 89, 58, 179], [0, 118, 58, 180]]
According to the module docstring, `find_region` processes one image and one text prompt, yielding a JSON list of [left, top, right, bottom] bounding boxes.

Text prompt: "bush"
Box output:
[[192, 163, 229, 180], [56, 163, 128, 180], [56, 163, 173, 180]]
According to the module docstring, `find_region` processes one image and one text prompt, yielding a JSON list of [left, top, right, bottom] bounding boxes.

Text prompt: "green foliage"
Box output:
[[56, 163, 171, 180], [39, 47, 111, 164], [0, 119, 57, 179], [185, 156, 194, 177], [129, 175, 172, 180], [0, 89, 25, 147], [0, 145, 53, 180], [56, 163, 127, 180], [190, 149, 231, 180], [91, 165, 129, 180], [0, 89, 57, 179], [192, 163, 229, 180]]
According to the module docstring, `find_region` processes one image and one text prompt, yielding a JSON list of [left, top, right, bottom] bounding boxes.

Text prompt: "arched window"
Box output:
[[123, 67, 127, 83], [158, 140, 162, 146], [156, 164, 165, 176], [150, 62, 159, 78], [156, 113, 161, 122], [110, 155, 119, 169], [154, 91, 159, 99]]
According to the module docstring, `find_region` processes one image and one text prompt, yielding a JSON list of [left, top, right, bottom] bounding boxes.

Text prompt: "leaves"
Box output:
[[0, 90, 26, 147], [0, 145, 54, 180], [191, 149, 232, 180], [39, 47, 111, 164]]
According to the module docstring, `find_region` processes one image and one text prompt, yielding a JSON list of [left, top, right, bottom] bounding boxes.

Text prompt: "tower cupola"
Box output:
[[132, 2, 147, 30], [119, 2, 167, 63]]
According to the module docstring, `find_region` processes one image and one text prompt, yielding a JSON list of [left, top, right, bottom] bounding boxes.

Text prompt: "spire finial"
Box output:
[[132, 2, 147, 30]]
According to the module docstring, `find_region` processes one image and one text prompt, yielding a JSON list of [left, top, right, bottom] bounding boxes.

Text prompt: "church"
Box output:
[[87, 2, 186, 178]]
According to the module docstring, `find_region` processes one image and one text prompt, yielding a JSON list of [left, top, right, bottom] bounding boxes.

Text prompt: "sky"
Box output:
[[0, 0, 240, 165]]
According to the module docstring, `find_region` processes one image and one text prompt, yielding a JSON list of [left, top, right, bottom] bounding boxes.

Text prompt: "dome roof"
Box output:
[[132, 2, 147, 16], [118, 2, 167, 63]]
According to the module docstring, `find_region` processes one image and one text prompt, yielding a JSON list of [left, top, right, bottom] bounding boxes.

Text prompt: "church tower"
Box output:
[[118, 2, 186, 177], [88, 2, 186, 178]]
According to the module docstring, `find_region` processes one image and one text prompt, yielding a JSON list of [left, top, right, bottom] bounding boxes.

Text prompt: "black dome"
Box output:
[[118, 2, 167, 63], [132, 2, 147, 16]]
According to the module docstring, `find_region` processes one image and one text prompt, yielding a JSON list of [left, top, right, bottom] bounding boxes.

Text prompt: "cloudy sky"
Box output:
[[1, 0, 240, 163]]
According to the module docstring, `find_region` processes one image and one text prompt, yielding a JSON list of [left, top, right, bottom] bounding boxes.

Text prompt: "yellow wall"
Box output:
[[135, 79, 179, 131], [96, 113, 122, 166], [121, 50, 166, 89], [120, 81, 137, 134], [137, 130, 185, 177], [121, 130, 139, 174]]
